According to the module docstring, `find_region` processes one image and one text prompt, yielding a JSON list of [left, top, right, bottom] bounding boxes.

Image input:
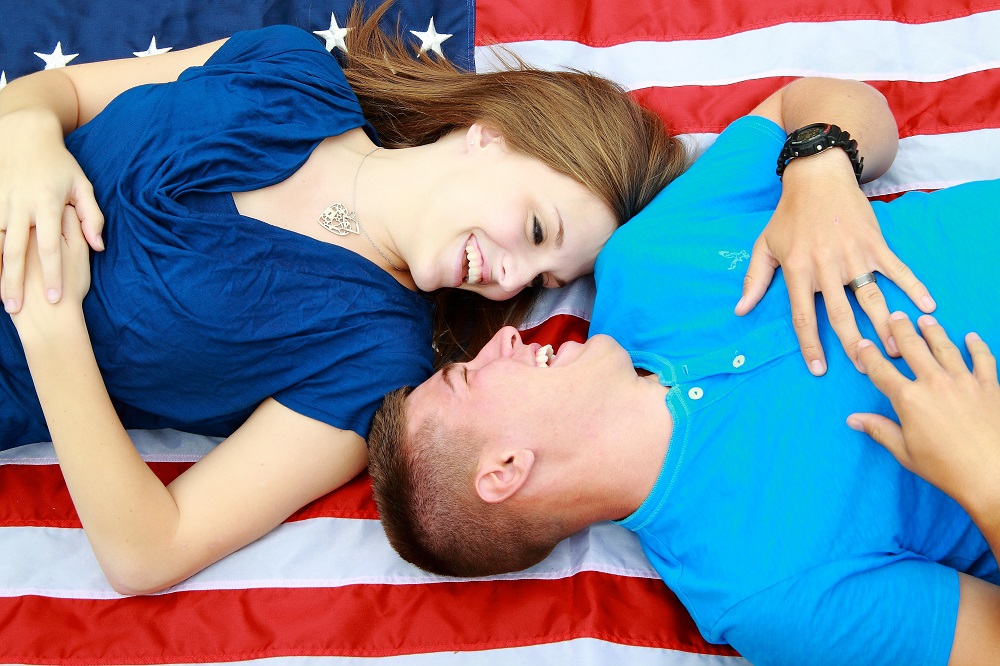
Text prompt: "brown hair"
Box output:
[[368, 386, 567, 576], [342, 1, 687, 362]]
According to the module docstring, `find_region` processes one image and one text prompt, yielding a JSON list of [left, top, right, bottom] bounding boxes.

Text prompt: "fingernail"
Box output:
[[919, 314, 938, 327], [846, 417, 864, 432], [886, 336, 898, 355], [4, 299, 16, 313], [46, 289, 60, 303], [734, 297, 746, 313], [95, 237, 105, 251], [809, 359, 826, 376], [968, 331, 982, 342], [920, 295, 936, 311], [889, 311, 908, 321]]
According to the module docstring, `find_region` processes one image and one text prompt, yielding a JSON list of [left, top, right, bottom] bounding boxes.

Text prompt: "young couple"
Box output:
[[368, 79, 1000, 666]]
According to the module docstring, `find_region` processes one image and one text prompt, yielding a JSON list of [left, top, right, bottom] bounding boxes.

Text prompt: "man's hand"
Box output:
[[736, 150, 934, 376], [847, 313, 1000, 530]]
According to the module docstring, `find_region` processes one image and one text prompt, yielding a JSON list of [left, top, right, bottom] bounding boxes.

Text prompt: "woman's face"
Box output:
[[405, 128, 617, 300]]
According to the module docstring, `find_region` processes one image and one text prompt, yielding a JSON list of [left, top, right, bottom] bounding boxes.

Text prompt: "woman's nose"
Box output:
[[497, 257, 535, 294]]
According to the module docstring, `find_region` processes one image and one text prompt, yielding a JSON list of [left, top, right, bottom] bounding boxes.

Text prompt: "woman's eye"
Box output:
[[530, 274, 544, 289], [532, 217, 544, 245]]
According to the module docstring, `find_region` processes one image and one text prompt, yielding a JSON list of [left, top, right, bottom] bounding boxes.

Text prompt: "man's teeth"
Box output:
[[535, 344, 554, 368], [466, 240, 483, 284]]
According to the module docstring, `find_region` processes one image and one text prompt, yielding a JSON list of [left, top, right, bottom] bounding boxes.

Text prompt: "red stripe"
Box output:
[[0, 573, 738, 662], [0, 463, 379, 527], [477, 0, 1000, 46], [519, 313, 590, 346], [629, 71, 1000, 137]]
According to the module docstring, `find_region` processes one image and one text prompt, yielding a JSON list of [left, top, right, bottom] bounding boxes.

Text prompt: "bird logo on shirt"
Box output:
[[719, 250, 749, 270]]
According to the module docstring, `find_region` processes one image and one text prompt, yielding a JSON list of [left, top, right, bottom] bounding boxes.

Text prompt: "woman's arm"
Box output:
[[0, 38, 226, 314], [737, 77, 933, 375], [12, 220, 367, 595], [849, 314, 1000, 559]]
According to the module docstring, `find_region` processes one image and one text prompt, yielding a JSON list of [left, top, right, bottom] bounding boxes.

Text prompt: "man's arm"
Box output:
[[737, 77, 934, 375], [950, 574, 1000, 665]]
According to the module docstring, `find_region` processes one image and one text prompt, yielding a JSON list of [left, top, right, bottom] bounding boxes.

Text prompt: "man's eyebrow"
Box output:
[[441, 363, 457, 391]]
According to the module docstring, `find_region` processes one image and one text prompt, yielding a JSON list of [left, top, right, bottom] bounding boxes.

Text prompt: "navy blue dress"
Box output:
[[0, 26, 434, 449]]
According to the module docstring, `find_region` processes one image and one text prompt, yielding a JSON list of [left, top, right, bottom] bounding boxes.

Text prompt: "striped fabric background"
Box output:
[[3, 0, 1000, 663]]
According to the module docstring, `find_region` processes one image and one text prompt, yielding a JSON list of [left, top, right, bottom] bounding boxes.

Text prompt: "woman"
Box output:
[[0, 2, 682, 594]]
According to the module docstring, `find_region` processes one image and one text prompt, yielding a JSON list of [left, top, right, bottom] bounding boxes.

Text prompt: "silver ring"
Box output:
[[847, 272, 877, 293]]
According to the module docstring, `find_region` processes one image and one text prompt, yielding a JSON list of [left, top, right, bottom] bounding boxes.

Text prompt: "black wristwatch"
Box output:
[[776, 123, 864, 183]]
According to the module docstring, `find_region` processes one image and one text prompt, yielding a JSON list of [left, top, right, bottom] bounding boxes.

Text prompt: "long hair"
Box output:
[[342, 2, 687, 362]]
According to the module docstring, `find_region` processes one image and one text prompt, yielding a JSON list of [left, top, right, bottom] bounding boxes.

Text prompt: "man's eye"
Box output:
[[530, 274, 544, 289], [532, 217, 544, 245]]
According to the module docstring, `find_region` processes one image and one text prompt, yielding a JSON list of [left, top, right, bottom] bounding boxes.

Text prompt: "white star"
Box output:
[[410, 17, 452, 58], [134, 36, 172, 58], [314, 13, 350, 53], [34, 42, 79, 70], [0, 72, 6, 91]]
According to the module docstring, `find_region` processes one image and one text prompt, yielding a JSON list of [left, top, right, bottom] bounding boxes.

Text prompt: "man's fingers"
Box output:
[[966, 332, 998, 384], [877, 249, 935, 313], [788, 279, 826, 376], [735, 237, 778, 316], [824, 283, 866, 370], [847, 412, 906, 460], [851, 280, 896, 357]]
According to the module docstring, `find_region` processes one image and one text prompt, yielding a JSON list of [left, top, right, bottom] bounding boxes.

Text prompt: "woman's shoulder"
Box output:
[[207, 25, 331, 67]]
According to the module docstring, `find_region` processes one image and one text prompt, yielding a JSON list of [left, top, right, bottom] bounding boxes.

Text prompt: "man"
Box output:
[[367, 77, 1000, 665]]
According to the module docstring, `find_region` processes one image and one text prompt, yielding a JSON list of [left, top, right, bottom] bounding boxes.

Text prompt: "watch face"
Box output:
[[793, 125, 826, 142]]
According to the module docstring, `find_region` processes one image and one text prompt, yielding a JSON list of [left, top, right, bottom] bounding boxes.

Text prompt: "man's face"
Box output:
[[405, 326, 634, 448]]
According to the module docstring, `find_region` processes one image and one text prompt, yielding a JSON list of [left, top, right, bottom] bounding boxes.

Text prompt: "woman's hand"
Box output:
[[0, 108, 104, 315], [735, 149, 934, 375], [9, 204, 92, 336], [848, 314, 1000, 530]]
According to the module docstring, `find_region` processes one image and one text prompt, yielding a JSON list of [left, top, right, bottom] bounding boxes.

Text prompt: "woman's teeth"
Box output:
[[466, 239, 483, 284], [535, 344, 554, 368]]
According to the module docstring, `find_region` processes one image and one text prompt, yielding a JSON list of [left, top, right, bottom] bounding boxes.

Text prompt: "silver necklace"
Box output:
[[317, 146, 403, 271]]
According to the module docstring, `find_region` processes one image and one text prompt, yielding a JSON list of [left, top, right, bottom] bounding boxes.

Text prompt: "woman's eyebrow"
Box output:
[[555, 211, 564, 250]]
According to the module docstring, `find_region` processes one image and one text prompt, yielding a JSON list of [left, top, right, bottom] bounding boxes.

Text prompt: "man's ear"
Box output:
[[474, 448, 535, 504], [466, 122, 505, 150]]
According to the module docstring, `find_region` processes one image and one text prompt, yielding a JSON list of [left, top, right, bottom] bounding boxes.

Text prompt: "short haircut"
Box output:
[[368, 386, 566, 576]]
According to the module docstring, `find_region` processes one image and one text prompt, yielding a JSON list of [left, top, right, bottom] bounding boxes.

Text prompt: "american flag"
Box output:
[[3, 0, 1000, 663]]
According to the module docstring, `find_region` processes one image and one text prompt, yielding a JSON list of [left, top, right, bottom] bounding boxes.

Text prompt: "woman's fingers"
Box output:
[[847, 411, 906, 460], [70, 179, 105, 252], [967, 333, 998, 384]]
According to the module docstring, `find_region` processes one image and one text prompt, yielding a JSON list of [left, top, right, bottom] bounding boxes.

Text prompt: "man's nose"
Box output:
[[471, 326, 523, 367]]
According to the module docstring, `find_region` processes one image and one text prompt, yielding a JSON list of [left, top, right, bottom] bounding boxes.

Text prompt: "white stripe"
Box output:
[[0, 428, 220, 465], [158, 639, 749, 665], [0, 520, 656, 599], [475, 11, 1000, 87]]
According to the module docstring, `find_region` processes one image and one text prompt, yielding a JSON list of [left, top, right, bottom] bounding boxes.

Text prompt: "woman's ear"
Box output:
[[474, 448, 535, 504], [466, 122, 505, 150]]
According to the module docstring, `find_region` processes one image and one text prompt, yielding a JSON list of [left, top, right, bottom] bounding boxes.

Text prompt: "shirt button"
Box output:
[[733, 354, 745, 368], [688, 387, 704, 400]]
